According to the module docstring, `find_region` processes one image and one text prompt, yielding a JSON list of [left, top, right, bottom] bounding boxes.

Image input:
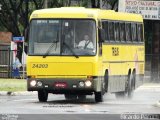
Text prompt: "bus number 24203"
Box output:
[[32, 64, 48, 68]]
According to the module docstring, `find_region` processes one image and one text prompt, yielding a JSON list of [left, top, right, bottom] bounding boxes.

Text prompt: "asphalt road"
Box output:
[[0, 84, 160, 120]]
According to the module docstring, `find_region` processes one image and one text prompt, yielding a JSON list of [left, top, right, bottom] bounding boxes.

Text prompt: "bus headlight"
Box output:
[[30, 80, 37, 87], [79, 81, 85, 87], [85, 80, 92, 87], [37, 81, 43, 87]]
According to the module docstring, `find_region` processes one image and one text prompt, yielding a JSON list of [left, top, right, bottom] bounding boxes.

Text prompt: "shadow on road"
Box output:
[[33, 98, 97, 105]]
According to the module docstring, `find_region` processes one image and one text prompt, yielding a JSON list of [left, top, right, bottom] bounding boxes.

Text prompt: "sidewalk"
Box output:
[[154, 101, 160, 108], [137, 83, 160, 108], [0, 91, 37, 96]]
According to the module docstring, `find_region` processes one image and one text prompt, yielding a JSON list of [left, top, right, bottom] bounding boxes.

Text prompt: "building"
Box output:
[[0, 32, 12, 78], [118, 0, 160, 82]]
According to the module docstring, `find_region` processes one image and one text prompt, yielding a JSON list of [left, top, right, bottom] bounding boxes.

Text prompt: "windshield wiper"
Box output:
[[63, 41, 79, 58], [43, 41, 58, 58]]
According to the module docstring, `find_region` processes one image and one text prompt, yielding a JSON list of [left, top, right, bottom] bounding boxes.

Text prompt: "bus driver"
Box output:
[[78, 35, 94, 49]]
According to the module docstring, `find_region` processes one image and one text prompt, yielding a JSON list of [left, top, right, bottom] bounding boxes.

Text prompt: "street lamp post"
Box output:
[[25, 0, 29, 28], [44, 0, 48, 8]]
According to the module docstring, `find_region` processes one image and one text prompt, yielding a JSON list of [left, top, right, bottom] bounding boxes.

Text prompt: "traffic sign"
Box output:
[[13, 37, 24, 42], [119, 0, 160, 20]]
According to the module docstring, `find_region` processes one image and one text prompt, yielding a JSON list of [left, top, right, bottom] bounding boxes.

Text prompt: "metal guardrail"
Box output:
[[0, 65, 8, 67], [0, 46, 11, 78]]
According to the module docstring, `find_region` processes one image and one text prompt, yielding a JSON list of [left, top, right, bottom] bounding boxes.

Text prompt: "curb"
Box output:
[[142, 83, 160, 86], [153, 101, 160, 108], [0, 91, 37, 96]]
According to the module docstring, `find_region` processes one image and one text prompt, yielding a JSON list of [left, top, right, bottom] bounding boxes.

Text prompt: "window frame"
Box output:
[[125, 22, 132, 43]]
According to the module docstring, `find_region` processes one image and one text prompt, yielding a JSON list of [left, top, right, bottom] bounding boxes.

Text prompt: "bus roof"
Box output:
[[30, 7, 143, 22]]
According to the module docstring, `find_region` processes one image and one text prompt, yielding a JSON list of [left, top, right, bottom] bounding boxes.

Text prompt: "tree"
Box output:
[[90, 0, 118, 10], [0, 0, 45, 35], [0, 0, 119, 61], [0, 0, 44, 61], [106, 0, 118, 10]]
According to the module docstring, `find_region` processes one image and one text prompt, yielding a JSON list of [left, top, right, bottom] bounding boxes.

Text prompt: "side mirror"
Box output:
[[24, 27, 29, 42], [24, 27, 29, 54], [99, 29, 105, 43]]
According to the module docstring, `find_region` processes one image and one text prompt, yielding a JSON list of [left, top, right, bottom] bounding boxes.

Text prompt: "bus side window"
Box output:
[[131, 23, 137, 42], [137, 24, 143, 42], [120, 23, 126, 42], [102, 21, 109, 42], [115, 22, 120, 42], [108, 21, 115, 41], [125, 23, 132, 42]]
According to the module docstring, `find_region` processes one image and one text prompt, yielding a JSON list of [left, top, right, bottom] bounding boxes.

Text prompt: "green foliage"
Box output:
[[0, 79, 26, 91], [0, 0, 44, 36]]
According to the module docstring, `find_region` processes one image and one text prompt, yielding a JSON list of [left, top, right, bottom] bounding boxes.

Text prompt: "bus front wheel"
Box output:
[[95, 91, 103, 102], [38, 90, 48, 102]]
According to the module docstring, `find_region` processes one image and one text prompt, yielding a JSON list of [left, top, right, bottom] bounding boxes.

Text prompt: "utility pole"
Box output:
[[44, 0, 48, 8]]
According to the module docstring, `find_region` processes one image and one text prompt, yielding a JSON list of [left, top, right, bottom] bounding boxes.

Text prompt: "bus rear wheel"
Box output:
[[38, 90, 48, 102], [115, 72, 135, 99], [104, 70, 108, 92], [95, 92, 103, 102], [127, 72, 135, 98]]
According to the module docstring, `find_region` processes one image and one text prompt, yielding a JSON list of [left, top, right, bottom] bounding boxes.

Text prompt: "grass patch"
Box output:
[[0, 79, 27, 92]]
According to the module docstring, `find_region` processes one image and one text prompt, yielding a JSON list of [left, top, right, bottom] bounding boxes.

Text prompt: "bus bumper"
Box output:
[[27, 78, 98, 94]]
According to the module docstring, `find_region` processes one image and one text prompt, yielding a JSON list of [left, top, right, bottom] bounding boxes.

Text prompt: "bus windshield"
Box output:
[[29, 19, 96, 56]]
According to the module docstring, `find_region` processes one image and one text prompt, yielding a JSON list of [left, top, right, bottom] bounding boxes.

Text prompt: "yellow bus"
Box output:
[[27, 7, 144, 102]]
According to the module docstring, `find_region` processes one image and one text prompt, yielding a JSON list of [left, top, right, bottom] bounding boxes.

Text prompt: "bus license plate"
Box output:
[[54, 82, 67, 88]]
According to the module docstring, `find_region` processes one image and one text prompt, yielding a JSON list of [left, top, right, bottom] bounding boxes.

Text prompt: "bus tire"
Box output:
[[64, 94, 77, 100], [95, 92, 103, 102], [127, 72, 135, 98], [115, 71, 135, 99], [38, 90, 48, 102]]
